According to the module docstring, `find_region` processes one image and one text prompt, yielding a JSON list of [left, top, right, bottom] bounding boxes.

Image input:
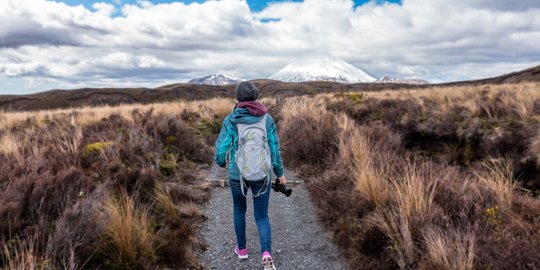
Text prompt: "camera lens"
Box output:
[[272, 179, 292, 197], [283, 188, 292, 197]]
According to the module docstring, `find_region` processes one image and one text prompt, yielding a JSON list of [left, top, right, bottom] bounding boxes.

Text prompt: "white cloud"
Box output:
[[93, 2, 116, 17], [0, 0, 539, 93]]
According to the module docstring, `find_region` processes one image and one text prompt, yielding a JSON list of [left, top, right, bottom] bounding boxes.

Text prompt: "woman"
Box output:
[[214, 81, 286, 270]]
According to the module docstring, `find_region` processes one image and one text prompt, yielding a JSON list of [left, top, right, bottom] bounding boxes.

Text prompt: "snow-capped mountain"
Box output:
[[188, 74, 243, 85], [375, 76, 429, 85], [270, 57, 375, 83]]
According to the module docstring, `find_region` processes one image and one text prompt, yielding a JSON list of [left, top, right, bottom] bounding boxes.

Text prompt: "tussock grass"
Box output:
[[475, 158, 516, 211], [99, 190, 157, 268], [361, 83, 540, 120], [153, 184, 178, 221], [340, 126, 392, 207], [393, 164, 438, 220], [1, 235, 53, 270], [422, 227, 475, 270], [0, 133, 22, 163], [277, 82, 540, 269], [367, 209, 415, 269], [0, 99, 216, 268]]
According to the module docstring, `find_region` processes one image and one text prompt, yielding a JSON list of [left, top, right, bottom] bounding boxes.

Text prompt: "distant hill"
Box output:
[[188, 74, 243, 85], [444, 64, 540, 85], [375, 76, 429, 85], [0, 80, 418, 111], [0, 65, 538, 112]]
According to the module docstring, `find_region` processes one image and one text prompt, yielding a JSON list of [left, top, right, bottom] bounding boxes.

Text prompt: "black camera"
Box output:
[[271, 178, 292, 197]]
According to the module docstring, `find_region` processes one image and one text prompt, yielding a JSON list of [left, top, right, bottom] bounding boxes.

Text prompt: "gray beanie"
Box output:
[[235, 81, 259, 102]]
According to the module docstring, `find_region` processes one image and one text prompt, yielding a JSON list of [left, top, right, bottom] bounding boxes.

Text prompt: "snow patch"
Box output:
[[188, 74, 243, 85], [270, 57, 375, 83]]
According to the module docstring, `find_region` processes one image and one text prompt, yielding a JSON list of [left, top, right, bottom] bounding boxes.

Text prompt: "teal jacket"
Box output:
[[214, 108, 284, 180]]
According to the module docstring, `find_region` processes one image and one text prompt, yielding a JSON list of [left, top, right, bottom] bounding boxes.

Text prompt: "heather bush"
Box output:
[[144, 112, 212, 163], [280, 110, 340, 175], [0, 102, 215, 269], [277, 87, 540, 269], [47, 185, 110, 269], [328, 86, 540, 189]]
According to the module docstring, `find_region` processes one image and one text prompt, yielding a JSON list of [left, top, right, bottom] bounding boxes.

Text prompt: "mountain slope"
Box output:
[[270, 57, 375, 83], [188, 74, 242, 85], [480, 64, 540, 84], [444, 64, 540, 85]]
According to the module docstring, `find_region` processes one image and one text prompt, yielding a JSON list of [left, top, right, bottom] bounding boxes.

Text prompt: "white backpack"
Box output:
[[235, 114, 272, 196]]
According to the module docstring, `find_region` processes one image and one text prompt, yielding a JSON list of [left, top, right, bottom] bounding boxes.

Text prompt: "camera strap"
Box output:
[[240, 175, 270, 198]]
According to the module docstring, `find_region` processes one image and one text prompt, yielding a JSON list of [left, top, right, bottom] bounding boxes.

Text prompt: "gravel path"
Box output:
[[198, 164, 348, 270]]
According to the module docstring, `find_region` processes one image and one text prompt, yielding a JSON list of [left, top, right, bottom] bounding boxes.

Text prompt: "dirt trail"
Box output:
[[198, 164, 348, 270]]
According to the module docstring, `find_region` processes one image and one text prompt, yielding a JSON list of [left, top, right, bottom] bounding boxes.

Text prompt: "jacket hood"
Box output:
[[228, 108, 264, 124], [237, 101, 268, 116]]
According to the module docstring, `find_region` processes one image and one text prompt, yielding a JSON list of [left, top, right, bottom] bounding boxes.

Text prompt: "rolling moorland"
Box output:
[[1, 65, 539, 111], [0, 67, 540, 269]]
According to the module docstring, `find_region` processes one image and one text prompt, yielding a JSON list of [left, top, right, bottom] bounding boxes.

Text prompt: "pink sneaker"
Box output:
[[234, 246, 248, 259], [262, 251, 276, 270]]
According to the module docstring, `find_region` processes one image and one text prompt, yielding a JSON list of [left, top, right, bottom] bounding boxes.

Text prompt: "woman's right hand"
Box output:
[[278, 175, 287, 185]]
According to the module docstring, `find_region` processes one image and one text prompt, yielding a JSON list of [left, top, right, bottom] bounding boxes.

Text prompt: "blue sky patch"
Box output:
[[60, 0, 402, 13], [259, 18, 282, 23]]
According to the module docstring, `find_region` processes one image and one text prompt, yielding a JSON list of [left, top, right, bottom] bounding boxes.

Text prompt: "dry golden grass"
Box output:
[[340, 126, 392, 207], [100, 190, 157, 267], [423, 227, 475, 270], [475, 158, 516, 211], [0, 124, 83, 169], [0, 132, 22, 162], [367, 209, 415, 269], [0, 97, 234, 178], [332, 82, 540, 121], [277, 83, 540, 269], [153, 184, 178, 221], [0, 98, 236, 130], [1, 237, 52, 270], [336, 112, 438, 216], [278, 95, 328, 123], [177, 203, 205, 219], [338, 117, 437, 268], [393, 165, 437, 220]]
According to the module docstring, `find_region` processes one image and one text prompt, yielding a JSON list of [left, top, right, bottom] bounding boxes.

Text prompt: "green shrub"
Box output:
[[346, 93, 364, 104], [197, 118, 221, 138], [159, 154, 177, 176], [82, 141, 112, 157], [165, 135, 176, 144]]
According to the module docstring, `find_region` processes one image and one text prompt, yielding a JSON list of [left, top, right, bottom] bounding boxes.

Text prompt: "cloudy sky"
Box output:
[[0, 0, 539, 94]]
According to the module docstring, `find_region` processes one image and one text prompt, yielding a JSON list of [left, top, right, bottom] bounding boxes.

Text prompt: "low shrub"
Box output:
[[280, 112, 340, 175], [82, 142, 112, 157], [278, 93, 540, 270], [145, 113, 212, 164], [0, 104, 214, 269]]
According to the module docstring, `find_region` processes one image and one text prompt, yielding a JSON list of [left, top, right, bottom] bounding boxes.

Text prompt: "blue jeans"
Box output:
[[229, 178, 272, 254]]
